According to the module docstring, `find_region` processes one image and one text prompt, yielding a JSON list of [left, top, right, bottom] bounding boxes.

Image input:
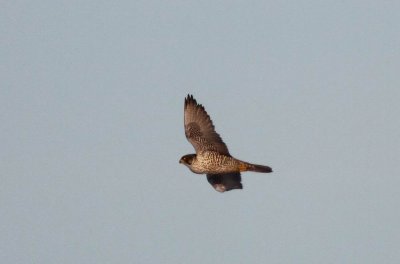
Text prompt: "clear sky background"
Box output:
[[2, 1, 400, 263]]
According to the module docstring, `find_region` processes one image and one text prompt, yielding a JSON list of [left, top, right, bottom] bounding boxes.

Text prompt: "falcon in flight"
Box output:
[[179, 94, 272, 192]]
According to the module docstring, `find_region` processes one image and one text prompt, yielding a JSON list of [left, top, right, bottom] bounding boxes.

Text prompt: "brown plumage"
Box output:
[[179, 95, 272, 192]]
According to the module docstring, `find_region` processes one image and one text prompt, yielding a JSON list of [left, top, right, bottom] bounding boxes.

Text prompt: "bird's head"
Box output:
[[179, 154, 196, 167]]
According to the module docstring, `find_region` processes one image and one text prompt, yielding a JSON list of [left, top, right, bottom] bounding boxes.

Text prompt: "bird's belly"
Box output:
[[192, 152, 240, 174]]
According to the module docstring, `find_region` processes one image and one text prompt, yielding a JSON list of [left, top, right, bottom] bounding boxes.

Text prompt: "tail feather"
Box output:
[[246, 163, 273, 173]]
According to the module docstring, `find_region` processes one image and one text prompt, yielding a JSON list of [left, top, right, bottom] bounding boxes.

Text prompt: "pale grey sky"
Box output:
[[1, 1, 400, 263]]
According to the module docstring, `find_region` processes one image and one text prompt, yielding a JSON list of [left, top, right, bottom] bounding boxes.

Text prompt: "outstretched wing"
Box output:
[[184, 95, 230, 155], [207, 173, 243, 192]]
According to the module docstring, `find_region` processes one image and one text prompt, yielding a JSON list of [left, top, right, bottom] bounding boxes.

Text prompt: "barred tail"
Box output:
[[243, 163, 273, 173]]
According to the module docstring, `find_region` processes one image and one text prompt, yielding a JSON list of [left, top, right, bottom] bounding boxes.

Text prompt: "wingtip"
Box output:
[[185, 94, 197, 107], [213, 183, 243, 193]]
